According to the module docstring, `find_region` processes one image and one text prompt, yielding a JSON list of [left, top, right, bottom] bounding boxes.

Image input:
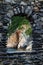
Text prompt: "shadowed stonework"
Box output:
[[0, 1, 43, 65]]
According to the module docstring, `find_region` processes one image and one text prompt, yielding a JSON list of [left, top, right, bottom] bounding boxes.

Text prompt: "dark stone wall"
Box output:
[[0, 1, 43, 65]]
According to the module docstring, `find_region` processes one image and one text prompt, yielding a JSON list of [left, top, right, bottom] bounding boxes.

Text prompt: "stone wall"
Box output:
[[0, 1, 43, 65], [4, 0, 43, 2]]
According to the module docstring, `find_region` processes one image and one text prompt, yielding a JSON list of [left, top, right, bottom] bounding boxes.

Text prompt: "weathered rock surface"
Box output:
[[0, 1, 43, 65]]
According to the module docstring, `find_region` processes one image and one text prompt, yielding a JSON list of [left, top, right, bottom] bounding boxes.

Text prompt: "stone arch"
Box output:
[[0, 1, 42, 65], [5, 5, 33, 49], [3, 3, 42, 52]]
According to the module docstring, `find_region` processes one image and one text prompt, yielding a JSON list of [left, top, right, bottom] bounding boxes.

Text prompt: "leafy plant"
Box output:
[[8, 16, 32, 36]]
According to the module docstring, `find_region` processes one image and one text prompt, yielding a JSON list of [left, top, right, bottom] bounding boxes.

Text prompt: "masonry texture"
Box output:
[[0, 0, 43, 65]]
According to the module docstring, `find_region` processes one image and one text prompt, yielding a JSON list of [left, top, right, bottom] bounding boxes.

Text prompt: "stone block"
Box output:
[[25, 6, 32, 16], [13, 8, 18, 14], [7, 10, 14, 18]]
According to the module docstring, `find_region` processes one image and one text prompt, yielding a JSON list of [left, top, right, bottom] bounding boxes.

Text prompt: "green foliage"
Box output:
[[25, 28, 32, 35], [8, 16, 32, 36]]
